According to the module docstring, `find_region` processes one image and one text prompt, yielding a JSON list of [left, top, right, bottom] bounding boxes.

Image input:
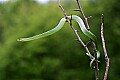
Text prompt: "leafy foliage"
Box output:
[[0, 0, 120, 80]]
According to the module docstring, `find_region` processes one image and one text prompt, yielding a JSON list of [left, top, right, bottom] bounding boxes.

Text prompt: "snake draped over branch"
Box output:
[[17, 15, 100, 68]]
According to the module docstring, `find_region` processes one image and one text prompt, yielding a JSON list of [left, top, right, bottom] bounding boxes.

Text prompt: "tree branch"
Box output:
[[92, 41, 99, 80], [101, 14, 110, 80], [58, 0, 68, 19], [58, 0, 92, 57], [76, 0, 90, 30], [75, 0, 99, 80]]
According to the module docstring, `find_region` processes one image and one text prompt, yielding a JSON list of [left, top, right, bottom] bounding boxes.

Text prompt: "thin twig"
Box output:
[[76, 0, 90, 30], [58, 0, 92, 57], [86, 40, 91, 46], [92, 41, 99, 80], [101, 14, 108, 58], [87, 16, 92, 19], [58, 0, 68, 19], [76, 0, 99, 80], [101, 14, 110, 80]]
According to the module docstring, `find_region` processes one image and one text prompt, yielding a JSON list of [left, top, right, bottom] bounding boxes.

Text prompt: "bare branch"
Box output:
[[58, 0, 68, 19], [58, 0, 92, 57], [101, 14, 108, 58], [76, 0, 90, 30], [101, 14, 110, 80], [92, 41, 99, 80], [75, 0, 100, 80]]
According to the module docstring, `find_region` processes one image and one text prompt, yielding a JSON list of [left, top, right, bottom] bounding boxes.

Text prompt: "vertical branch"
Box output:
[[75, 0, 99, 80], [101, 14, 110, 80], [101, 14, 108, 58], [92, 41, 99, 80]]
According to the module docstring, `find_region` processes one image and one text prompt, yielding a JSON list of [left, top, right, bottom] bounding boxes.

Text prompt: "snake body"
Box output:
[[67, 15, 100, 68], [17, 18, 66, 41], [67, 15, 100, 56], [17, 15, 100, 68]]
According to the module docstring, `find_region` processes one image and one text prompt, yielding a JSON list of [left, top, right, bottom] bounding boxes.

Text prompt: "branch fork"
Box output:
[[58, 0, 109, 80]]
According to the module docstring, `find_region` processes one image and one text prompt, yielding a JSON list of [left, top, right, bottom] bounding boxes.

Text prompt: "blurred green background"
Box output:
[[0, 0, 120, 80]]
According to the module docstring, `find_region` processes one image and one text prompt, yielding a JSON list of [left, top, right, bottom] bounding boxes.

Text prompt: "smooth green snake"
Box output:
[[17, 15, 100, 68]]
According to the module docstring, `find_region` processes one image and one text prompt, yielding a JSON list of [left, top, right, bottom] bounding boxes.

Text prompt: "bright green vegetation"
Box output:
[[0, 0, 120, 80]]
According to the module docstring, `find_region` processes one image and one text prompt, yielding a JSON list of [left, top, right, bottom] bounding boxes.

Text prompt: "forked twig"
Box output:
[[75, 0, 99, 80], [58, 1, 111, 80], [76, 0, 90, 30], [58, 0, 92, 58]]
